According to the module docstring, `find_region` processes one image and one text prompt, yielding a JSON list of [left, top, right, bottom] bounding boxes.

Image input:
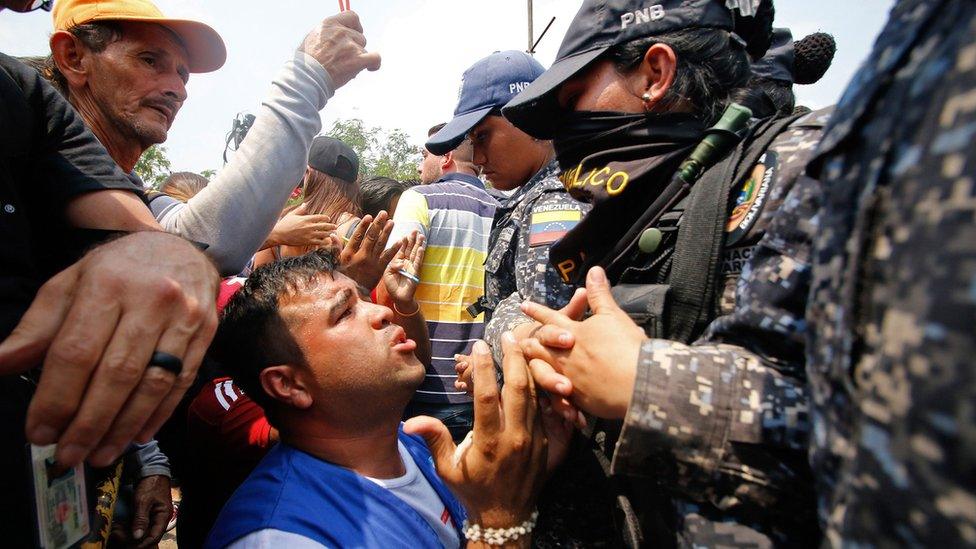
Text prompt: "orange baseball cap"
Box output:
[[52, 0, 226, 73]]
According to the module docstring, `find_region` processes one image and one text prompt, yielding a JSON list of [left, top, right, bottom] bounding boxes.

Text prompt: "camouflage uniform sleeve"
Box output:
[[485, 190, 590, 364], [612, 173, 822, 509]]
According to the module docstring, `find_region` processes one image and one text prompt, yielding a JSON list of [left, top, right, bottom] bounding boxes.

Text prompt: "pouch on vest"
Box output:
[[482, 226, 515, 314], [610, 284, 670, 339]]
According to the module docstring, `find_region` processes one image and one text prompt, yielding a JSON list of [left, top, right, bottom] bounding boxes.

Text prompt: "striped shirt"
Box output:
[[389, 173, 498, 403]]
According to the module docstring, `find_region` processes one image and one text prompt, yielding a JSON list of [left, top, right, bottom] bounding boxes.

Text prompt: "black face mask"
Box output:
[[548, 110, 705, 284]]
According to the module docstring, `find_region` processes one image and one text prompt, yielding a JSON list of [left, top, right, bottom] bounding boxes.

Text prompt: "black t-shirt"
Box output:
[[0, 52, 143, 546], [0, 51, 143, 339]]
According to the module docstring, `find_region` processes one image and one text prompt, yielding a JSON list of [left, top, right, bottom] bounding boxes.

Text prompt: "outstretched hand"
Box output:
[[519, 267, 645, 420], [406, 335, 567, 539], [267, 202, 337, 249], [455, 289, 589, 427], [338, 211, 400, 290], [381, 230, 425, 305]]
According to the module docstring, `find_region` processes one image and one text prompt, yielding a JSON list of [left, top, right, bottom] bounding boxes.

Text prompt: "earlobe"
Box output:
[[49, 31, 89, 89], [638, 43, 678, 111]]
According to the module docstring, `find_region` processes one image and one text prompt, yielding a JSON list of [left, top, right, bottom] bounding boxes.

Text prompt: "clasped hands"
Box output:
[[457, 267, 646, 423]]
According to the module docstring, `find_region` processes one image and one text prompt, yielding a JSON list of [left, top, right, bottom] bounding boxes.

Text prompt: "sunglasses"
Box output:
[[6, 0, 51, 12]]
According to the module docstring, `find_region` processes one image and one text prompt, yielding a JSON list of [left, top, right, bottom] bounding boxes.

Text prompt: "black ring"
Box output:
[[148, 351, 183, 375]]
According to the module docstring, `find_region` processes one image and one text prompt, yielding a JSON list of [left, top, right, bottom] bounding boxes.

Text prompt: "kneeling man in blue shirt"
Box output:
[[205, 249, 465, 548]]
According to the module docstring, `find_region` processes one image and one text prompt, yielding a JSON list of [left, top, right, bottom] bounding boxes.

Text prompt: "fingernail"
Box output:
[[556, 381, 570, 394], [57, 444, 87, 467], [473, 340, 490, 354], [562, 409, 576, 421], [588, 267, 606, 283], [558, 333, 572, 346], [89, 444, 121, 467], [502, 331, 516, 344], [29, 424, 59, 445], [133, 529, 145, 540], [520, 301, 532, 313]]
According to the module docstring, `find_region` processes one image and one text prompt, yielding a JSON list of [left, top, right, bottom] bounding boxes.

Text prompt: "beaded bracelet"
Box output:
[[463, 510, 538, 546]]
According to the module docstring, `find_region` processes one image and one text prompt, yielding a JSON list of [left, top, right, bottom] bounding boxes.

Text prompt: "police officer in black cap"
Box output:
[[499, 0, 834, 546]]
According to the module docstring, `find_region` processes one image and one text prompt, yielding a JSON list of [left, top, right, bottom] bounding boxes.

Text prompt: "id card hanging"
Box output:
[[29, 444, 90, 549]]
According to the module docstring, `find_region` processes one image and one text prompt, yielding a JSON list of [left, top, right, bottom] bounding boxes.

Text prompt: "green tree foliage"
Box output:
[[135, 120, 420, 191], [325, 119, 421, 182], [134, 145, 172, 189]]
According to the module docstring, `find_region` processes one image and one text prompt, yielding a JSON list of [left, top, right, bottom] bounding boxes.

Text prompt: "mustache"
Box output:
[[142, 97, 181, 120]]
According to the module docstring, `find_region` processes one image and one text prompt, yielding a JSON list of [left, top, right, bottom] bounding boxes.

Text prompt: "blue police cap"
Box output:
[[426, 50, 545, 156]]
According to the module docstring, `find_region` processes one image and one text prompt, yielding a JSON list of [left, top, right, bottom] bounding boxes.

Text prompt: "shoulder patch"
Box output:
[[529, 210, 581, 247], [727, 151, 778, 245]]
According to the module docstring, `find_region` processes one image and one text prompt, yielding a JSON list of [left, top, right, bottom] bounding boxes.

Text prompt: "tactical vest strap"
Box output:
[[667, 113, 804, 343]]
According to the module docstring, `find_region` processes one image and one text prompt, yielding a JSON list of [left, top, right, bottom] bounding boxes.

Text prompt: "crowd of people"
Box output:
[[1, 0, 974, 547]]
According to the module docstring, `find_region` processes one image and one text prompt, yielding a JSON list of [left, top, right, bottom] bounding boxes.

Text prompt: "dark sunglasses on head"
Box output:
[[3, 0, 51, 11], [24, 0, 52, 11]]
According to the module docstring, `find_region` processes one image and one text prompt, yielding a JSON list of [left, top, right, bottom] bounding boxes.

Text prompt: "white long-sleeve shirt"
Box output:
[[151, 50, 335, 275]]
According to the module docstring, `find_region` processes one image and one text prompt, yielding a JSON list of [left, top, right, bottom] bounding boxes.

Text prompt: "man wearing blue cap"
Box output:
[[427, 50, 590, 370]]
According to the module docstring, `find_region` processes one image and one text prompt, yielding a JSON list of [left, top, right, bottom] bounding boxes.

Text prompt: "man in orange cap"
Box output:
[[48, 0, 226, 171], [0, 2, 223, 548], [45, 0, 383, 278]]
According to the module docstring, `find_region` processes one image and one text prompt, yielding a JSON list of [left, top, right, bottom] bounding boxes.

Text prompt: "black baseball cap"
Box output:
[[750, 28, 794, 84], [308, 136, 359, 183], [504, 0, 738, 138]]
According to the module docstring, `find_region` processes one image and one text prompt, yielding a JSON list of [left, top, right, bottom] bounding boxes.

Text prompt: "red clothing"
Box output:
[[177, 377, 273, 548], [216, 277, 246, 312]]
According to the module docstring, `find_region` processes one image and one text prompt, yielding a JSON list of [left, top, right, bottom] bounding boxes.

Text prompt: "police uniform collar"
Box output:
[[500, 160, 562, 209]]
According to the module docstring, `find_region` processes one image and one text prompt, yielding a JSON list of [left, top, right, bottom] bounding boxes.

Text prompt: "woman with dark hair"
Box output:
[[359, 176, 415, 217], [500, 0, 831, 546]]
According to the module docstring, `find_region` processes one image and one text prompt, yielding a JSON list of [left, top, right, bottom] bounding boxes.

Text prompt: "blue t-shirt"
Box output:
[[205, 428, 466, 548]]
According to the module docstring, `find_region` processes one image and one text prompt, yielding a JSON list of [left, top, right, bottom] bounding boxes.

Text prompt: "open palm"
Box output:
[[382, 231, 426, 304]]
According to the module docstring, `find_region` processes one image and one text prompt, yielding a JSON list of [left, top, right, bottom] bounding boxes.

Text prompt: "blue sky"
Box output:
[[1, 0, 895, 174]]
